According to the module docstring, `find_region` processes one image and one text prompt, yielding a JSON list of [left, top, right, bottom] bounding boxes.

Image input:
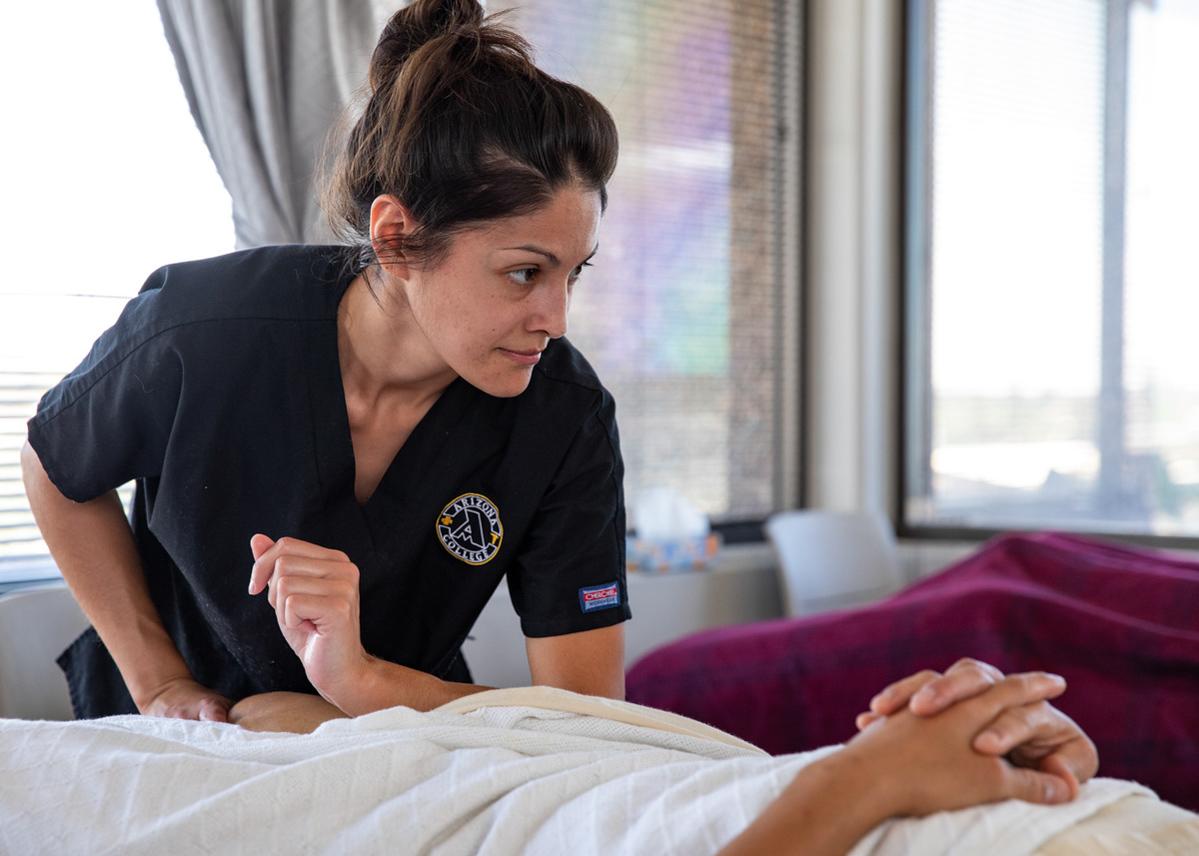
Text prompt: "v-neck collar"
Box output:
[[304, 256, 477, 543]]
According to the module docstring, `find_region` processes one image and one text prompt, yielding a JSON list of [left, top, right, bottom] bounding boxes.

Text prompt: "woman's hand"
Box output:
[[248, 534, 374, 706], [855, 658, 1099, 789], [846, 672, 1081, 817], [138, 675, 231, 722]]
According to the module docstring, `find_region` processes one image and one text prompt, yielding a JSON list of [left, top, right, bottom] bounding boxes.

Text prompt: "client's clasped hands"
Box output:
[[846, 658, 1099, 814]]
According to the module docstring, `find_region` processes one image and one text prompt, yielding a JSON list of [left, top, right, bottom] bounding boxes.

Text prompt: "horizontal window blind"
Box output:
[[491, 0, 803, 523]]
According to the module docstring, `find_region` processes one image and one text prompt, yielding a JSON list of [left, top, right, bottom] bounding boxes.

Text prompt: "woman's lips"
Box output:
[[498, 347, 543, 366]]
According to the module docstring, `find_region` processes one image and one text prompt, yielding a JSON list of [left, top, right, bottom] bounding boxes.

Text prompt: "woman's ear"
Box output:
[[369, 194, 417, 279]]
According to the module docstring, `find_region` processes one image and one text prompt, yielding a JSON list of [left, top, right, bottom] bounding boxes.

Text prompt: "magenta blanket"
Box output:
[[625, 532, 1199, 810]]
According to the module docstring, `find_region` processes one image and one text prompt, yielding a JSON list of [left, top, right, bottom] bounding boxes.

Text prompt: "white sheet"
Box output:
[[0, 686, 1153, 855]]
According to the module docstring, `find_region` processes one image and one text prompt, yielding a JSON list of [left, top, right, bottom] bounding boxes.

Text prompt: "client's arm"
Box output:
[[718, 673, 1078, 856], [228, 692, 348, 734]]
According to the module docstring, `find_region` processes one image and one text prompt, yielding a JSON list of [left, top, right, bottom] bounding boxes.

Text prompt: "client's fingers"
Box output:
[[1014, 734, 1098, 791], [1040, 754, 1082, 800], [1002, 763, 1075, 806], [869, 670, 942, 715], [962, 673, 1068, 726], [970, 697, 1096, 788], [909, 658, 1006, 716], [855, 711, 883, 731], [972, 701, 1062, 755]]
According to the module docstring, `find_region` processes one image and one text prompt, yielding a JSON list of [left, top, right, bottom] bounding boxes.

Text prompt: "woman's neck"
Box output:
[[336, 272, 457, 410]]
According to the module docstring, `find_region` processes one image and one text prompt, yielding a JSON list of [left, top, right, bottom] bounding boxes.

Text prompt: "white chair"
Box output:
[[765, 510, 905, 617], [0, 583, 89, 720]]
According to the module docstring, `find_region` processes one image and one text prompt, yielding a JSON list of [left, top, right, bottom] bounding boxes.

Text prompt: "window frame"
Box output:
[[896, 0, 1199, 551]]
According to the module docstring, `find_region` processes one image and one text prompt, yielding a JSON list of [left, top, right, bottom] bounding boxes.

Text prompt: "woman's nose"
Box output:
[[532, 280, 570, 339]]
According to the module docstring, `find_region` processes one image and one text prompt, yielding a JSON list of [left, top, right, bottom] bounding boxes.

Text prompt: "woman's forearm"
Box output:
[[21, 442, 192, 709], [329, 656, 494, 716], [717, 748, 897, 856]]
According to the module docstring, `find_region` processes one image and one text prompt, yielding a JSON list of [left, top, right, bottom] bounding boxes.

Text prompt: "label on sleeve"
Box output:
[[578, 581, 621, 613]]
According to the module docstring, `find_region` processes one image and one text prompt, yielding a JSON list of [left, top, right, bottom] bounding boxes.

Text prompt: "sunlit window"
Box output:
[[0, 5, 233, 562], [905, 0, 1199, 538]]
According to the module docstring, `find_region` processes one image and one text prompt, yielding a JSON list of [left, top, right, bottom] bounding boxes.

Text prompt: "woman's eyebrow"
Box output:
[[502, 244, 600, 267]]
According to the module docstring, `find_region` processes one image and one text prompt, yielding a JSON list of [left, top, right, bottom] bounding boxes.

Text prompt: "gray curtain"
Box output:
[[157, 1, 389, 248]]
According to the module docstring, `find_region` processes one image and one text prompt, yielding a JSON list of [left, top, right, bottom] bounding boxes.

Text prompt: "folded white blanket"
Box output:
[[0, 686, 1152, 855]]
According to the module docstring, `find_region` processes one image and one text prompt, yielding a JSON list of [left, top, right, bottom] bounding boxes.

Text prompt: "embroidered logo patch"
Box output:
[[579, 581, 621, 613], [436, 493, 503, 566]]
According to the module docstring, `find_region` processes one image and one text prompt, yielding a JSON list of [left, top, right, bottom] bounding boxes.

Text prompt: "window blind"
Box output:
[[491, 0, 803, 524]]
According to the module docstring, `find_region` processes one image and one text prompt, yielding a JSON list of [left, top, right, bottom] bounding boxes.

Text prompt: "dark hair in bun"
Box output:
[[323, 0, 619, 278]]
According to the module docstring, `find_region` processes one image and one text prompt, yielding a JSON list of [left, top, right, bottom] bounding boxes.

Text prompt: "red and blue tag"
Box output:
[[578, 581, 621, 613]]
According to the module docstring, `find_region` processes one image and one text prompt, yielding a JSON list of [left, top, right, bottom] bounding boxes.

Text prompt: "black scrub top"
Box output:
[[26, 244, 631, 718]]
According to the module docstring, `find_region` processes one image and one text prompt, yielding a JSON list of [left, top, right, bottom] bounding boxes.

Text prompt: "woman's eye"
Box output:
[[508, 268, 538, 286], [508, 260, 592, 286]]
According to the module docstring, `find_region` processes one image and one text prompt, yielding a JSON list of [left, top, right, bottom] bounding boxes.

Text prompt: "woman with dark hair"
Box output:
[[23, 0, 625, 721], [19, 0, 1113, 842]]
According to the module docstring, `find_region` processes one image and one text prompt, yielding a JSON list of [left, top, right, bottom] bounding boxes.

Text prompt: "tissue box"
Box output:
[[626, 533, 722, 574]]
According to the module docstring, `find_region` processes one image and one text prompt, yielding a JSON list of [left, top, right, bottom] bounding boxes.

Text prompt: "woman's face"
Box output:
[[398, 185, 602, 398]]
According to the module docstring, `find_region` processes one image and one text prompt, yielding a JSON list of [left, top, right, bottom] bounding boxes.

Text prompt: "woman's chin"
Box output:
[[470, 367, 535, 399]]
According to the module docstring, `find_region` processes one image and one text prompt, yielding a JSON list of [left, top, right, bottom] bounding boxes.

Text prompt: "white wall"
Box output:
[[462, 544, 783, 687]]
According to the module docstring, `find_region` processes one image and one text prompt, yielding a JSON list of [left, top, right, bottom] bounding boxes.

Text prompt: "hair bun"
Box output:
[[369, 0, 485, 92]]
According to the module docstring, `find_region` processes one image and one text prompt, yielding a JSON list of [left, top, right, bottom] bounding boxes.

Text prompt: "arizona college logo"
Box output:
[[436, 493, 503, 566]]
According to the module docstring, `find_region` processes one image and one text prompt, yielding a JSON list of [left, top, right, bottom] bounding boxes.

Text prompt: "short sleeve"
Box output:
[[26, 283, 182, 503], [507, 391, 632, 637]]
